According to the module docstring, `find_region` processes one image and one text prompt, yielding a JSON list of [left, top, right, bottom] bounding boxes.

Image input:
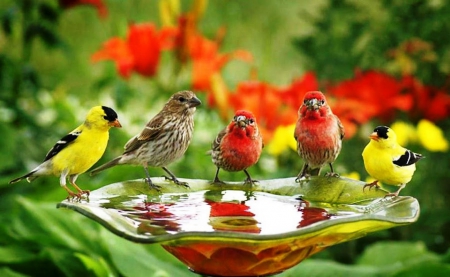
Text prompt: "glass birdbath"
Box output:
[[57, 176, 419, 277]]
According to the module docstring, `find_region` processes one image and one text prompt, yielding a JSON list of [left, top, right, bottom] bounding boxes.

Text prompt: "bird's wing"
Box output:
[[43, 130, 81, 162], [393, 149, 423, 167], [123, 114, 166, 154], [335, 114, 345, 140], [212, 128, 227, 151]]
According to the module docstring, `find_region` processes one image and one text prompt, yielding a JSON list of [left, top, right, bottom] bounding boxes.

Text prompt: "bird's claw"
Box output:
[[145, 178, 162, 191], [163, 175, 190, 188], [80, 190, 90, 197], [66, 190, 89, 202], [384, 192, 398, 198], [325, 172, 339, 177], [363, 180, 379, 192], [212, 179, 226, 185], [244, 178, 258, 186], [295, 174, 309, 183]]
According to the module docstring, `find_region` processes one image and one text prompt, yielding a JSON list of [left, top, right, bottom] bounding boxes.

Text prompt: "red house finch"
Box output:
[[90, 91, 201, 190], [294, 91, 344, 180], [211, 110, 263, 185]]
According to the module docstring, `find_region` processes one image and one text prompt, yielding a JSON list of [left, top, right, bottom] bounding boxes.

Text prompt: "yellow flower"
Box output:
[[417, 119, 449, 152], [267, 124, 297, 156], [390, 121, 417, 146], [341, 171, 361, 181]]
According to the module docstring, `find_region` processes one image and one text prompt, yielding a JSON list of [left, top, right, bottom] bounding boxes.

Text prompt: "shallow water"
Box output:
[[98, 190, 361, 236]]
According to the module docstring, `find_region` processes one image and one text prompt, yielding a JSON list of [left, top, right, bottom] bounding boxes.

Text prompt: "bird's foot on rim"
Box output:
[[77, 189, 90, 197], [384, 184, 404, 198], [363, 180, 379, 192], [163, 175, 190, 188], [384, 192, 399, 198], [244, 178, 258, 186], [295, 174, 309, 183], [325, 172, 340, 177], [211, 178, 226, 185], [66, 192, 83, 202], [145, 177, 162, 191]]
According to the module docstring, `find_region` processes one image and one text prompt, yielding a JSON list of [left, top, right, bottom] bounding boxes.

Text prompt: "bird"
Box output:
[[211, 110, 263, 185], [90, 91, 201, 190], [294, 91, 344, 180], [362, 126, 423, 197], [9, 106, 122, 199]]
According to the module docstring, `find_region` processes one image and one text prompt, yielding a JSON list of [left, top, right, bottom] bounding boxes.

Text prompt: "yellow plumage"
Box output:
[[9, 106, 121, 199], [362, 126, 423, 196]]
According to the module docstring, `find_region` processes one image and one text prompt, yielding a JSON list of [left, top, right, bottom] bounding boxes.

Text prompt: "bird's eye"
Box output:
[[320, 99, 325, 105], [303, 99, 307, 104], [178, 96, 187, 102], [248, 118, 255, 124]]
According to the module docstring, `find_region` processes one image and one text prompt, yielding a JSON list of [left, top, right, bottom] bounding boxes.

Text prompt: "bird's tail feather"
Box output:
[[9, 170, 37, 184], [90, 157, 122, 176]]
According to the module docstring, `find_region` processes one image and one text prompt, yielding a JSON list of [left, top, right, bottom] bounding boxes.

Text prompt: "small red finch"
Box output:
[[90, 91, 201, 190], [294, 91, 344, 180], [211, 110, 263, 185]]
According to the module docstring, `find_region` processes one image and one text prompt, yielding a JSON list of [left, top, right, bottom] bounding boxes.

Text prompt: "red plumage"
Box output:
[[294, 91, 344, 179], [211, 110, 263, 185]]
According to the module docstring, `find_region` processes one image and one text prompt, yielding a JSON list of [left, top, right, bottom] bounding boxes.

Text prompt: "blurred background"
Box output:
[[1, 0, 449, 276]]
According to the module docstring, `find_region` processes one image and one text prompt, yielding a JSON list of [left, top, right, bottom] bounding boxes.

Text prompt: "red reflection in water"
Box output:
[[206, 200, 261, 233], [128, 192, 332, 235], [296, 199, 332, 228]]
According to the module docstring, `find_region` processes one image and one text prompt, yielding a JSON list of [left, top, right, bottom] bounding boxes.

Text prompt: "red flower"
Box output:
[[59, 0, 107, 17], [327, 70, 413, 137], [92, 23, 176, 78], [279, 71, 319, 110], [402, 75, 450, 122], [173, 15, 253, 92]]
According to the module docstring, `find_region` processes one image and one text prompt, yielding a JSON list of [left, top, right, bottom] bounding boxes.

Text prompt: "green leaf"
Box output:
[[40, 247, 93, 277], [74, 253, 113, 277], [357, 241, 440, 266], [38, 3, 59, 23], [393, 263, 450, 277], [102, 229, 196, 277], [278, 259, 379, 277], [0, 246, 36, 263], [0, 267, 30, 277]]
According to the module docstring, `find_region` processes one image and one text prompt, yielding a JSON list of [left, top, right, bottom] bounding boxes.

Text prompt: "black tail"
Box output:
[[9, 170, 37, 184]]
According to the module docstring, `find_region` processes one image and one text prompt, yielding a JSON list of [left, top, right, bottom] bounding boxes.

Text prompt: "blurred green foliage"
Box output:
[[1, 0, 449, 276]]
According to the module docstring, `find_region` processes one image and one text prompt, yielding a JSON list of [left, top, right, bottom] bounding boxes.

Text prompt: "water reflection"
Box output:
[[98, 190, 337, 236]]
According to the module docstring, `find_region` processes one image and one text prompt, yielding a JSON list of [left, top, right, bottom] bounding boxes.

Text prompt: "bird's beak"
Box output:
[[306, 98, 320, 111], [189, 96, 202, 108], [369, 132, 379, 141], [109, 119, 122, 128], [235, 115, 247, 128]]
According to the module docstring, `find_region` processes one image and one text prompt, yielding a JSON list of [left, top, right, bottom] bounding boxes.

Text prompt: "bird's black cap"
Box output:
[[374, 126, 389, 139], [102, 106, 118, 122]]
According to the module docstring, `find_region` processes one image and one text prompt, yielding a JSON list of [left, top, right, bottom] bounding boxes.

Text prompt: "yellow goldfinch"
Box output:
[[9, 106, 122, 199], [362, 126, 423, 197]]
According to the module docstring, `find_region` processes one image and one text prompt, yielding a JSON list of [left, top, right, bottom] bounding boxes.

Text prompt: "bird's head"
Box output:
[[369, 126, 397, 147], [229, 110, 259, 137], [299, 91, 330, 118], [165, 90, 202, 114], [86, 106, 122, 130]]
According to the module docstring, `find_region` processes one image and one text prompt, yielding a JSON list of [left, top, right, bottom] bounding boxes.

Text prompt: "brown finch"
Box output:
[[211, 110, 263, 185], [90, 91, 201, 190], [294, 91, 344, 180]]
